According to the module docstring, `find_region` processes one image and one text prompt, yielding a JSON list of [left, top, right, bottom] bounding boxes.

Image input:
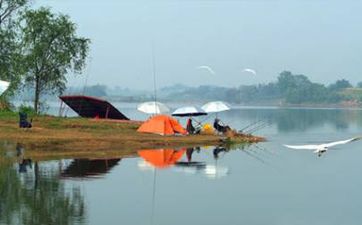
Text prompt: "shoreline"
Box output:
[[0, 114, 264, 159]]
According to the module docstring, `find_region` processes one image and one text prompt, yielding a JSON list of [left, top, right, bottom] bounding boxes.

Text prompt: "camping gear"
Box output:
[[137, 114, 187, 136], [137, 101, 169, 114], [201, 101, 230, 113], [201, 123, 214, 135], [138, 149, 185, 169], [0, 80, 10, 96], [172, 106, 207, 117], [59, 95, 129, 120], [19, 112, 32, 128]]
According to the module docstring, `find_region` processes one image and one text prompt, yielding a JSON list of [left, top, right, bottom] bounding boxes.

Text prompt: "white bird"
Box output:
[[284, 137, 361, 156], [242, 68, 256, 75], [197, 65, 215, 75]]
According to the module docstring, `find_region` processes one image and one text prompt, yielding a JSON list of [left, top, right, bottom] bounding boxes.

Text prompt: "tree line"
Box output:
[[163, 71, 362, 105], [0, 0, 90, 113]]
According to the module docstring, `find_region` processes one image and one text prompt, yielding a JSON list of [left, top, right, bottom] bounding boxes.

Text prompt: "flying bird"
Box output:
[[242, 68, 257, 75], [284, 137, 361, 156], [197, 65, 215, 75]]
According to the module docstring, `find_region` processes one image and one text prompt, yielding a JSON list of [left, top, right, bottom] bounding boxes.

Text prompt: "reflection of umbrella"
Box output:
[[0, 80, 10, 96], [204, 164, 229, 179], [138, 149, 185, 169], [172, 106, 207, 117], [201, 101, 230, 113], [137, 101, 170, 114]]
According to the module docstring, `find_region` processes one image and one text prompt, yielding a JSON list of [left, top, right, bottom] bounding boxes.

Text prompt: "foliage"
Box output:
[[18, 104, 36, 115], [0, 161, 86, 225], [160, 71, 356, 105], [0, 0, 28, 26], [0, 0, 29, 97], [276, 71, 341, 104], [20, 7, 90, 113], [82, 84, 107, 97], [357, 82, 362, 88], [328, 79, 352, 91]]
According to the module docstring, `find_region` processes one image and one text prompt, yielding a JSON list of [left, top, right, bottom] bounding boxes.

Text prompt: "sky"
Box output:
[[39, 0, 362, 89]]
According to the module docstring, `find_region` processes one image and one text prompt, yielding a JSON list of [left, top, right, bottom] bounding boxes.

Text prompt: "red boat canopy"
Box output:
[[59, 95, 129, 120]]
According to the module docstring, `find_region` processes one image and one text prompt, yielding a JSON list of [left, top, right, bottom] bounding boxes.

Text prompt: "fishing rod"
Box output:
[[246, 122, 269, 134], [242, 120, 267, 133], [239, 120, 264, 133], [247, 121, 271, 134]]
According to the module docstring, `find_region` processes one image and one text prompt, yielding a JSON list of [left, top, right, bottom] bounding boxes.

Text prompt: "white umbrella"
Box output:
[[172, 106, 207, 117], [137, 101, 170, 114], [201, 101, 230, 113], [0, 80, 10, 96]]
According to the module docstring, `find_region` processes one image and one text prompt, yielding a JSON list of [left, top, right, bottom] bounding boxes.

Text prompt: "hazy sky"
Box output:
[[39, 0, 362, 89]]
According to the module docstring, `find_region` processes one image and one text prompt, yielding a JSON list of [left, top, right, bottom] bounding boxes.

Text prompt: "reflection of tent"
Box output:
[[137, 115, 187, 136], [61, 158, 121, 179], [138, 149, 185, 168], [59, 95, 129, 120]]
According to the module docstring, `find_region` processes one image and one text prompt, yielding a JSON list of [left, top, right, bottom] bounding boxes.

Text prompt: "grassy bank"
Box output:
[[0, 112, 264, 156]]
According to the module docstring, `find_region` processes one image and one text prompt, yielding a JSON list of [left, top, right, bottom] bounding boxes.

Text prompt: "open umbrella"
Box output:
[[172, 106, 207, 117], [137, 101, 170, 114], [0, 80, 10, 96], [201, 101, 230, 113]]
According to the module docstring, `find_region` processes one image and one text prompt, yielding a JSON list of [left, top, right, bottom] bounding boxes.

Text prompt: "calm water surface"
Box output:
[[1, 106, 362, 225]]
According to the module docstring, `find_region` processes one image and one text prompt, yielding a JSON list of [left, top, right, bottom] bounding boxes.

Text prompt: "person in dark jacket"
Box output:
[[186, 118, 196, 134], [213, 118, 230, 134], [19, 112, 32, 128]]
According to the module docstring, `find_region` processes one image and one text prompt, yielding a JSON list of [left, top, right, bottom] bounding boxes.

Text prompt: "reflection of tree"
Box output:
[[0, 161, 86, 225]]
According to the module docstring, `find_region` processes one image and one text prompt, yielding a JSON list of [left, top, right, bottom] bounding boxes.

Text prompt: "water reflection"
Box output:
[[61, 158, 121, 179], [225, 108, 362, 132], [0, 145, 86, 225], [16, 143, 33, 173], [137, 147, 232, 180]]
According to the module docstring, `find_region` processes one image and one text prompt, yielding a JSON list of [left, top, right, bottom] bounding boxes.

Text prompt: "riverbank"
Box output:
[[0, 112, 264, 154]]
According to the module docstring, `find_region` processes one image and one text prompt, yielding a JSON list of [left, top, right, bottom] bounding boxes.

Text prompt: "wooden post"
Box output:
[[105, 105, 110, 119]]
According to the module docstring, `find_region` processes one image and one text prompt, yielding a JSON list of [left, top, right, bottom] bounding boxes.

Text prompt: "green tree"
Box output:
[[20, 7, 90, 113], [328, 79, 352, 91], [85, 84, 108, 97], [0, 0, 28, 27], [357, 82, 362, 88], [0, 0, 28, 106]]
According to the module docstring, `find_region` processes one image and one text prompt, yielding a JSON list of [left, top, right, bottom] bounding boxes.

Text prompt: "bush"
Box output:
[[18, 104, 36, 116], [0, 97, 13, 111]]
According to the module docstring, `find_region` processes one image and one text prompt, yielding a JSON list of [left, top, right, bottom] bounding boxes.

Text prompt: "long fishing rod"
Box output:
[[246, 122, 268, 134], [243, 120, 267, 133], [247, 121, 271, 134], [151, 42, 158, 115], [239, 120, 264, 133]]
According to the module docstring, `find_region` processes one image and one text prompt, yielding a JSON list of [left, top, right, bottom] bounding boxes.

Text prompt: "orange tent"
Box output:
[[137, 114, 187, 136], [138, 149, 186, 168]]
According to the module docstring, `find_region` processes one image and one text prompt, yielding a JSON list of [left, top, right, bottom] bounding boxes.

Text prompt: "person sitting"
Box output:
[[186, 118, 196, 134], [19, 112, 32, 128], [213, 118, 230, 134]]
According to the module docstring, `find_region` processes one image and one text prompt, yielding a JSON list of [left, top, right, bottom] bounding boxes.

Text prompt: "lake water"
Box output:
[[1, 106, 362, 225]]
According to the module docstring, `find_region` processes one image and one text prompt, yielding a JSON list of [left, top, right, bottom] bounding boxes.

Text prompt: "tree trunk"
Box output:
[[34, 75, 40, 113]]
